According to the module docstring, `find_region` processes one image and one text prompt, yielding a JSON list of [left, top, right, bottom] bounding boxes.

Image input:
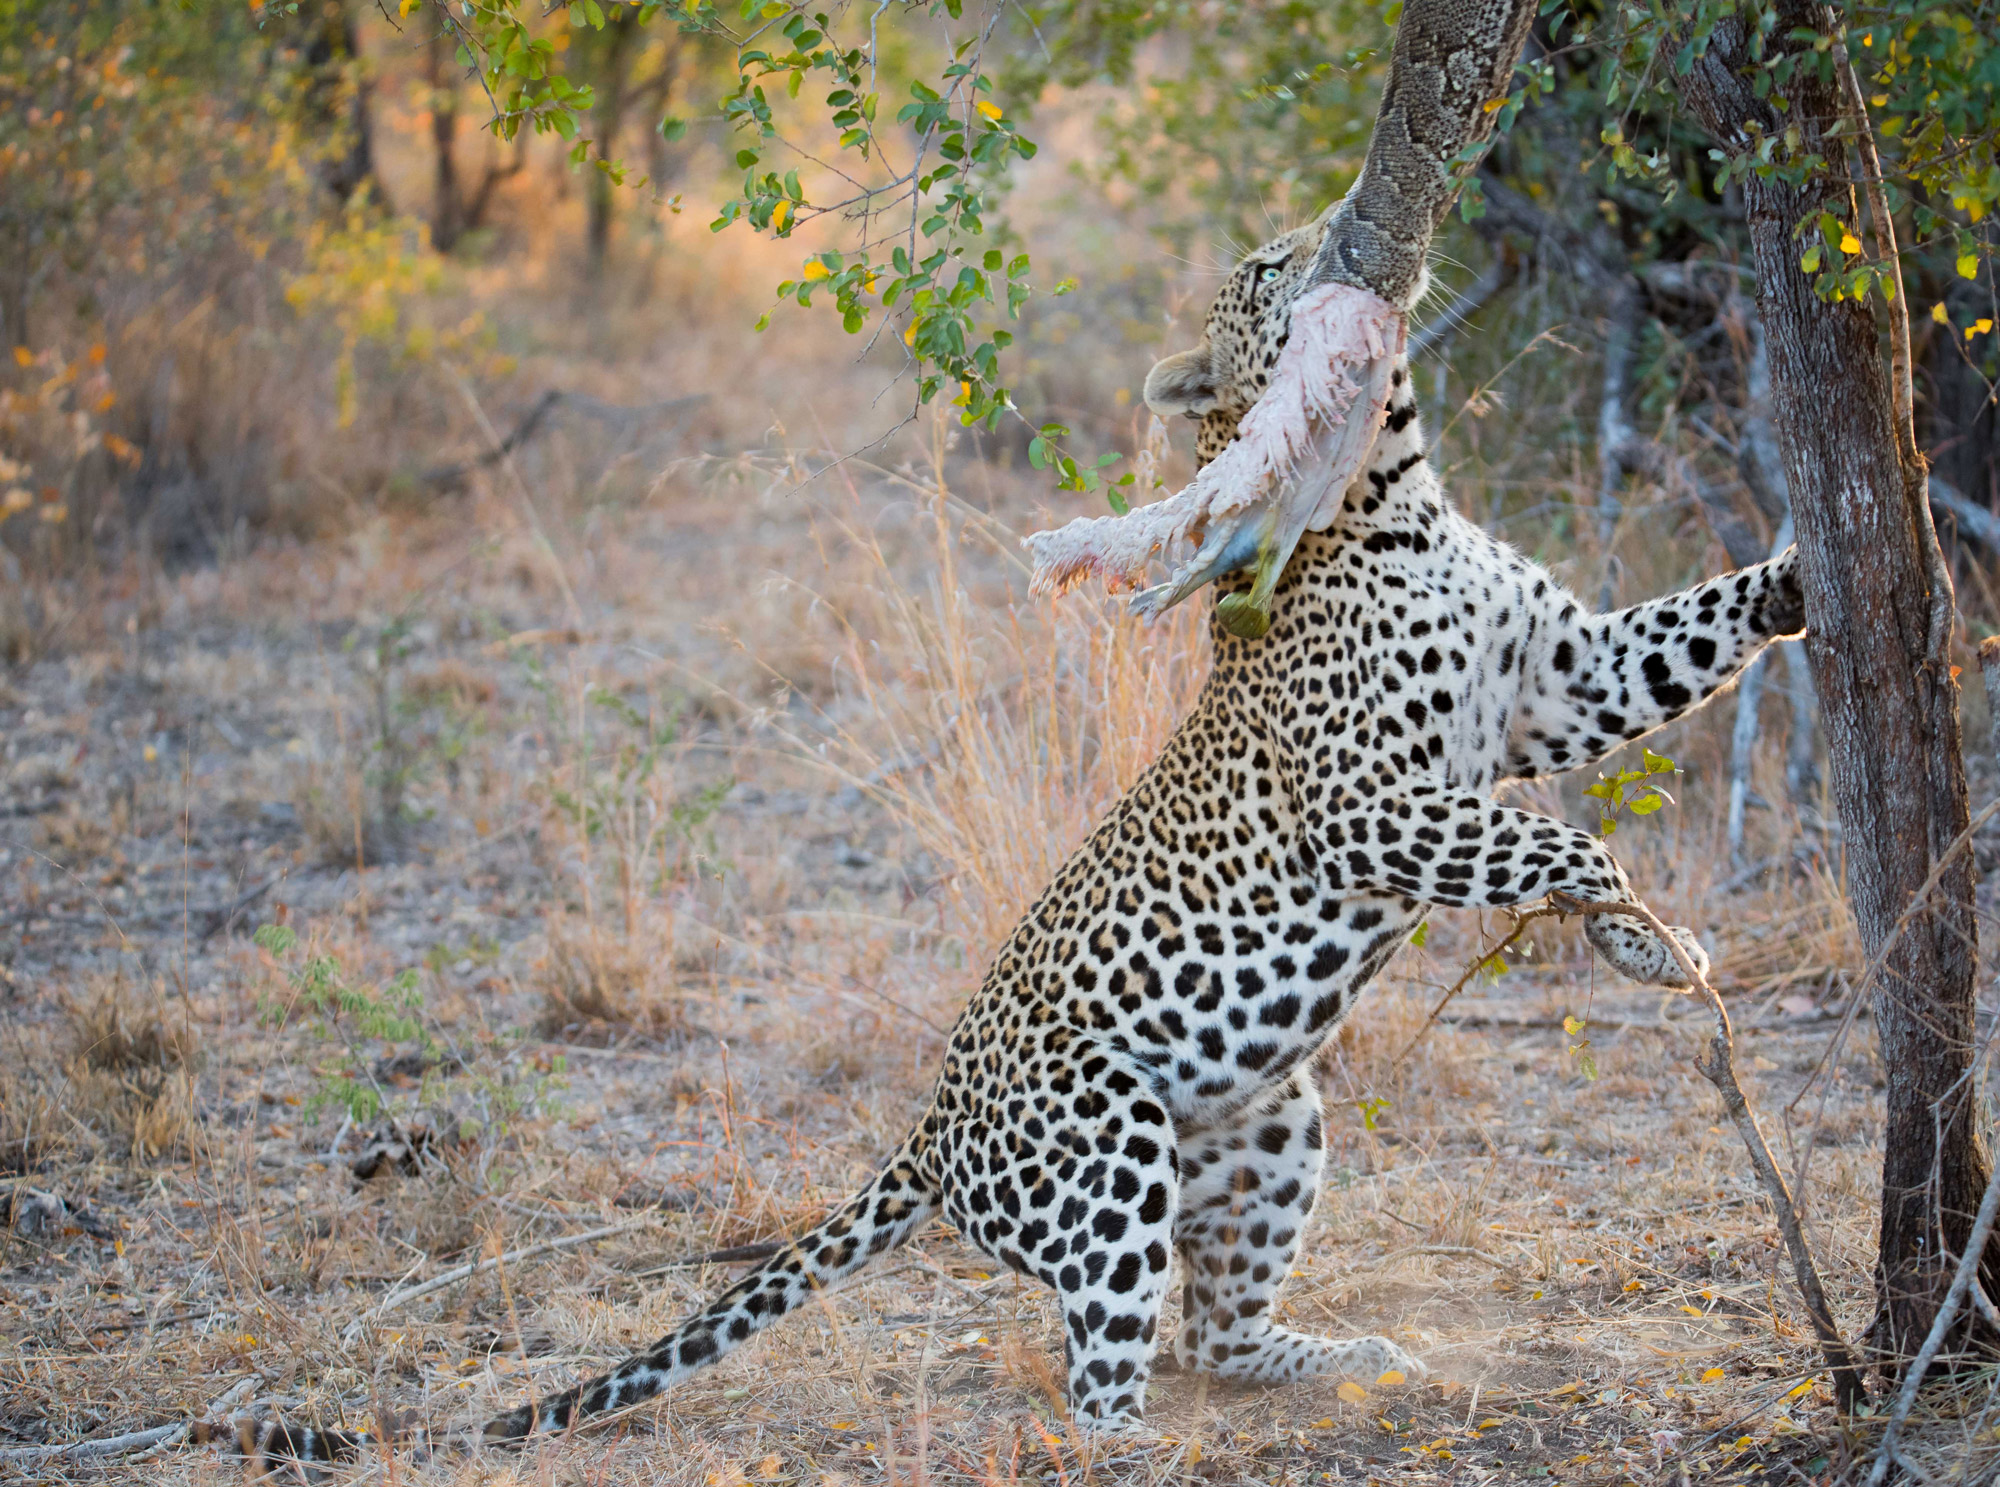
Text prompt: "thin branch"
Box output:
[[1929, 475, 2000, 553], [1831, 24, 1914, 466], [340, 1214, 660, 1345], [1392, 906, 1557, 1067], [1549, 890, 1868, 1413]]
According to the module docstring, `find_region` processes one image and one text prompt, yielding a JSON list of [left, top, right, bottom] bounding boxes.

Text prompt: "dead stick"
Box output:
[[1550, 889, 1868, 1412], [0, 1376, 256, 1464], [341, 1214, 659, 1344]]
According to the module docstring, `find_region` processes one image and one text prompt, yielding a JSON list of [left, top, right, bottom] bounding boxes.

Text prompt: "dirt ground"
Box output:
[[6, 401, 1997, 1487], [5, 96, 2000, 1474]]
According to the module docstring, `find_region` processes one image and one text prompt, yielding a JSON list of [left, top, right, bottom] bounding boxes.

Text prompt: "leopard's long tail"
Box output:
[[485, 1130, 939, 1444], [210, 1133, 938, 1471]]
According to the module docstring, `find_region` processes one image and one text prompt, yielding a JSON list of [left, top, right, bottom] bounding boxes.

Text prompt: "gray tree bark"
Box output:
[[1682, 4, 1994, 1369]]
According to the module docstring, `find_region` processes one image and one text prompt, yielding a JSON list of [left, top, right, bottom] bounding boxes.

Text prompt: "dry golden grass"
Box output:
[[3, 86, 1998, 1487]]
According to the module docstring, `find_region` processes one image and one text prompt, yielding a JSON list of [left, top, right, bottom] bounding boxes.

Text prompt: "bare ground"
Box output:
[[4, 231, 1999, 1487]]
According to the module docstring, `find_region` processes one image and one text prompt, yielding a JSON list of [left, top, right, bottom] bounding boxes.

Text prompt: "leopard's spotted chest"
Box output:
[[928, 378, 1534, 1159]]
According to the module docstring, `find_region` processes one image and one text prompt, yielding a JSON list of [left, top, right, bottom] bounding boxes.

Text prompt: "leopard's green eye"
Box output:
[[1257, 265, 1283, 284]]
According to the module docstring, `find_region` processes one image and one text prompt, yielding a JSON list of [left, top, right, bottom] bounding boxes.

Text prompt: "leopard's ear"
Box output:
[[1144, 342, 1221, 418]]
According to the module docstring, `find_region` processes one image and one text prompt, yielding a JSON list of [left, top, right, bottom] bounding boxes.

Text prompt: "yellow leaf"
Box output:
[[1337, 1381, 1368, 1404], [87, 342, 106, 365], [802, 258, 829, 280], [11, 346, 30, 367], [1933, 302, 1950, 324], [1312, 1418, 1334, 1430], [772, 199, 792, 231], [975, 99, 1002, 121], [1960, 253, 1981, 279], [1483, 97, 1505, 113], [1785, 1380, 1814, 1400], [903, 322, 917, 346], [1870, 93, 1888, 106], [1, 488, 31, 514], [1681, 1304, 1705, 1317], [829, 1421, 854, 1430], [1375, 1370, 1406, 1387], [1478, 1418, 1507, 1430], [399, 0, 419, 14], [1839, 232, 1862, 254], [37, 502, 67, 524], [1976, 318, 1994, 336], [1702, 1367, 1726, 1382], [95, 391, 116, 413]]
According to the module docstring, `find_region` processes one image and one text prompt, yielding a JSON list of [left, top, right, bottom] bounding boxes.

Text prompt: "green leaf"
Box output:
[[1409, 921, 1429, 949], [255, 924, 298, 957]]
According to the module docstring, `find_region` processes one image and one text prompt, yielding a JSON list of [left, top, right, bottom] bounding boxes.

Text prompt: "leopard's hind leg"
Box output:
[[1173, 1076, 1424, 1386]]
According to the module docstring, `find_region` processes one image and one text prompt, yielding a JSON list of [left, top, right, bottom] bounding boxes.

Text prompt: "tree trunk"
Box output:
[[585, 11, 640, 272], [424, 26, 463, 251], [1682, 6, 1996, 1371], [300, 0, 377, 206]]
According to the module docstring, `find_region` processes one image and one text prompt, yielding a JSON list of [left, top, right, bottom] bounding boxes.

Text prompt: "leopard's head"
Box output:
[[1144, 218, 1427, 469], [1142, 222, 1325, 470]]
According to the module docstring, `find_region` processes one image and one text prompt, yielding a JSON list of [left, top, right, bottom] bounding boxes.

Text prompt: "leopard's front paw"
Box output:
[[1759, 546, 1807, 638], [1585, 914, 1709, 989]]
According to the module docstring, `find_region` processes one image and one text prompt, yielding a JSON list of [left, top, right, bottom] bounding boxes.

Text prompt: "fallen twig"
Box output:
[[197, 871, 283, 946], [1549, 890, 1868, 1413], [1364, 1243, 1512, 1272], [419, 390, 708, 490], [0, 1375, 256, 1464], [341, 1214, 660, 1344], [621, 1239, 786, 1280]]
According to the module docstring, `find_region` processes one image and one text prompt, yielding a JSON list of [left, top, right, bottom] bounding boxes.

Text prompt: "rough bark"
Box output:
[[1681, 6, 1995, 1370]]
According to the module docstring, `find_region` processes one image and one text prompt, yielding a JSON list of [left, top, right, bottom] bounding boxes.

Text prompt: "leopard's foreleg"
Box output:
[[1505, 547, 1806, 779]]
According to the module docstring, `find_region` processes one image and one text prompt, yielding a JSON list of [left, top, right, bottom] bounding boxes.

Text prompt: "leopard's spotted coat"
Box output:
[[256, 219, 1804, 1464]]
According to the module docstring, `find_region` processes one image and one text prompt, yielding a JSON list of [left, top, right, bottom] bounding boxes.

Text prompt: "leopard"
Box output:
[[234, 218, 1804, 1468]]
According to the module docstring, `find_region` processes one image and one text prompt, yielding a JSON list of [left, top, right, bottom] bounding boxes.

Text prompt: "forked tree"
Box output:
[[1678, 4, 1997, 1373]]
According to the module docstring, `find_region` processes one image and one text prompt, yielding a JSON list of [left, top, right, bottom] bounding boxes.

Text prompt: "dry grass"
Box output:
[[2, 64, 1998, 1487]]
